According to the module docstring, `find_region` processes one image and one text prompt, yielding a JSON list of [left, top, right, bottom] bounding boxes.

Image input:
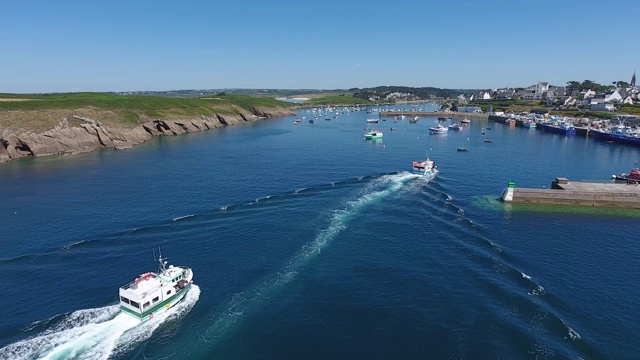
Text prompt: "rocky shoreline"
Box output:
[[0, 107, 295, 164]]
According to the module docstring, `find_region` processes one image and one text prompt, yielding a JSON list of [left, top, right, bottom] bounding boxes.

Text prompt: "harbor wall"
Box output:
[[379, 111, 489, 119], [508, 188, 640, 209]]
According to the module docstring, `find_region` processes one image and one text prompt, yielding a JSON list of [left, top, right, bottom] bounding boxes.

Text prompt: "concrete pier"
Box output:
[[501, 178, 640, 209], [379, 111, 489, 119]]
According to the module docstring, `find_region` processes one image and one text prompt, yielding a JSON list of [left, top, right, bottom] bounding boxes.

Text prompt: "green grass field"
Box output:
[[307, 94, 374, 106], [0, 92, 295, 132]]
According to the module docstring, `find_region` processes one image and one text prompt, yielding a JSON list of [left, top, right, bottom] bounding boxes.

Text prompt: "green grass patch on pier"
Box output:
[[473, 195, 640, 218]]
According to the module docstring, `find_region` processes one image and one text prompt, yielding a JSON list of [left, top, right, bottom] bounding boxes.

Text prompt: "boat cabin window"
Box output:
[[120, 296, 130, 304], [167, 290, 171, 295], [143, 302, 150, 310], [130, 300, 140, 309], [153, 296, 159, 303]]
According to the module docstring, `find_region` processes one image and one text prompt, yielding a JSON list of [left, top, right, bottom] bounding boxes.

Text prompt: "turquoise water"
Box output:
[[0, 104, 638, 359]]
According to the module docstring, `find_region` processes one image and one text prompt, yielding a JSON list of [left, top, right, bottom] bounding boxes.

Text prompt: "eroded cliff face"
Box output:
[[0, 107, 295, 164]]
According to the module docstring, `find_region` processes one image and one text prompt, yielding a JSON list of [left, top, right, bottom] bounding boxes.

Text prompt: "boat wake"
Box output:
[[0, 286, 200, 360], [199, 172, 425, 345]]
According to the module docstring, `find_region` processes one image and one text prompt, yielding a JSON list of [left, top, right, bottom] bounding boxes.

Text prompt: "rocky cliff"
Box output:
[[0, 107, 295, 164]]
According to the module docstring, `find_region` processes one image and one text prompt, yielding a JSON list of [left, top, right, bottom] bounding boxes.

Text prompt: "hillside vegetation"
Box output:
[[306, 94, 374, 106], [0, 92, 294, 133]]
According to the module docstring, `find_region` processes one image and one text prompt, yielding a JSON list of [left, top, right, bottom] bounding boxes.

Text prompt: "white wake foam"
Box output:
[[202, 172, 423, 342], [0, 286, 200, 360]]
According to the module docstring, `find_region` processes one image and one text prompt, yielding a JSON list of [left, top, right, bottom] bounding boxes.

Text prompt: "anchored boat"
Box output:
[[612, 162, 640, 182], [429, 125, 448, 134], [364, 130, 383, 140], [119, 253, 194, 321]]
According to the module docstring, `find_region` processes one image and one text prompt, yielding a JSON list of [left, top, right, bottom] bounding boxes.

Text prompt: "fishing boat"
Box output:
[[411, 156, 438, 176], [542, 120, 576, 135], [522, 120, 537, 129], [507, 119, 516, 127], [448, 124, 462, 131], [364, 130, 383, 140], [612, 162, 640, 182], [119, 252, 194, 322], [592, 125, 640, 146], [429, 125, 448, 134]]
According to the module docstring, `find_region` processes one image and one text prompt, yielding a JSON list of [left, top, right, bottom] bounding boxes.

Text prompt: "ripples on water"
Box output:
[[0, 105, 638, 359]]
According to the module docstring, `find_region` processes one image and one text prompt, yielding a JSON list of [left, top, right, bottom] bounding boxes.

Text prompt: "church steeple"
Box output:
[[632, 71, 637, 88]]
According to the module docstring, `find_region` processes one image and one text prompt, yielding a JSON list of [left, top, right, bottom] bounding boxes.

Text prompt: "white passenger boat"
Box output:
[[119, 253, 194, 321], [411, 156, 438, 176]]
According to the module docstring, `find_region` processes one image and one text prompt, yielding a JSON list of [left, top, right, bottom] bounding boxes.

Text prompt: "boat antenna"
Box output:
[[156, 247, 168, 272]]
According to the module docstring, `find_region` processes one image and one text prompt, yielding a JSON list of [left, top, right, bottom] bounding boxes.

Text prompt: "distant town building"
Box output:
[[579, 89, 596, 99], [604, 90, 623, 103], [457, 106, 482, 113], [494, 88, 515, 100], [591, 102, 615, 112]]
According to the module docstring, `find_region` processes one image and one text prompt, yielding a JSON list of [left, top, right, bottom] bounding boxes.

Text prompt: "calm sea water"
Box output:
[[0, 104, 639, 359]]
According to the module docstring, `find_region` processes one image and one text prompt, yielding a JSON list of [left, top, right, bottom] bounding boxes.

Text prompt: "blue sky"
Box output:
[[1, 0, 638, 93]]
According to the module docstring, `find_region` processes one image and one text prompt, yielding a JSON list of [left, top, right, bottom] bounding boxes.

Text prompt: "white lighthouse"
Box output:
[[501, 180, 516, 202]]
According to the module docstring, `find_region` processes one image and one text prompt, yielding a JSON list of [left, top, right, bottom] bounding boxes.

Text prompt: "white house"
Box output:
[[604, 90, 622, 103], [475, 91, 491, 100], [622, 96, 635, 105], [536, 82, 549, 95], [579, 90, 596, 99], [591, 102, 615, 112]]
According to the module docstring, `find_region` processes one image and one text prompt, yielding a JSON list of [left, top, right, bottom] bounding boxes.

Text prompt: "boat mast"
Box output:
[[154, 247, 168, 273]]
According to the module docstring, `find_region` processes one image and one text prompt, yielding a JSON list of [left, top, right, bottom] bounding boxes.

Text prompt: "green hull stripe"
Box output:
[[120, 284, 190, 320]]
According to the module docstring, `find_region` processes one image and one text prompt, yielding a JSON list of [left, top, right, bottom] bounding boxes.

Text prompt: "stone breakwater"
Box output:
[[0, 107, 295, 164]]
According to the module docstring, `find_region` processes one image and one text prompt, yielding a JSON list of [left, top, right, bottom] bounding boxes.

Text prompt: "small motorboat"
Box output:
[[484, 139, 494, 143], [457, 147, 469, 152], [612, 163, 640, 182], [364, 130, 383, 140], [429, 125, 448, 134]]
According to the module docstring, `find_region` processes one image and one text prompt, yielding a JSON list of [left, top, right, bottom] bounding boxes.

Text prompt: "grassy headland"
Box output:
[[306, 93, 376, 106], [0, 92, 295, 133]]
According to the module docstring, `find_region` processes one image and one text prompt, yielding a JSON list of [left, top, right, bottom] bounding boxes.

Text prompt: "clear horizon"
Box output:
[[1, 0, 639, 94]]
